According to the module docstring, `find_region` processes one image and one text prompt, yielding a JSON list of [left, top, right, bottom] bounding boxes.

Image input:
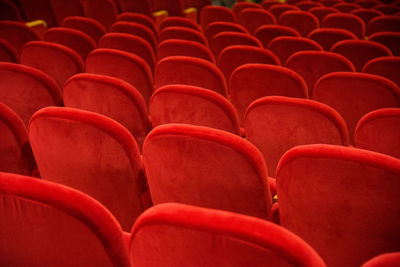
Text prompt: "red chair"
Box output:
[[0, 0, 22, 20], [0, 172, 130, 267], [153, 0, 185, 17], [276, 144, 400, 267], [308, 28, 358, 51], [200, 5, 235, 29], [255, 24, 300, 48], [116, 13, 158, 37], [183, 0, 211, 13], [362, 56, 400, 87], [237, 8, 276, 35], [309, 6, 339, 23], [332, 2, 362, 13], [129, 203, 327, 267], [268, 4, 300, 20], [49, 0, 84, 25], [351, 9, 384, 27], [367, 15, 400, 35], [320, 0, 342, 7], [110, 21, 157, 51], [0, 21, 39, 54], [354, 0, 381, 9], [362, 252, 400, 267], [80, 0, 118, 30], [210, 31, 262, 58], [0, 38, 18, 62], [278, 10, 319, 37], [321, 13, 366, 38], [159, 26, 208, 46], [62, 16, 107, 43], [369, 32, 400, 56], [373, 4, 400, 15], [63, 73, 149, 149], [232, 1, 262, 18], [159, 16, 202, 32], [296, 1, 323, 11], [157, 39, 214, 63], [114, 0, 152, 16], [261, 1, 280, 10], [204, 21, 248, 43], [19, 0, 57, 27], [29, 107, 146, 231]]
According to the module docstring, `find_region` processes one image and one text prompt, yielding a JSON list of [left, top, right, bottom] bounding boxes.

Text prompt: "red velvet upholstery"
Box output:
[[313, 72, 400, 144], [362, 252, 400, 267], [268, 36, 323, 65], [308, 28, 358, 51], [319, 0, 342, 7], [0, 62, 62, 125], [29, 107, 146, 231], [276, 144, 400, 267], [149, 84, 240, 134], [183, 0, 211, 12], [261, 1, 280, 10], [80, 0, 118, 30], [116, 13, 158, 37], [0, 21, 39, 54], [110, 21, 157, 51], [153, 0, 184, 17], [86, 48, 153, 103], [373, 4, 400, 15], [159, 26, 207, 46], [44, 27, 96, 60], [268, 4, 300, 20], [204, 21, 248, 43], [0, 171, 130, 267], [309, 7, 339, 23], [130, 203, 327, 267], [114, 0, 153, 16], [286, 51, 355, 95], [230, 64, 308, 125], [363, 56, 400, 87], [21, 41, 84, 88], [351, 9, 384, 27], [142, 124, 272, 219], [278, 11, 320, 37], [255, 24, 300, 48], [159, 17, 201, 32], [355, 108, 400, 158], [332, 2, 362, 13], [157, 39, 214, 63], [296, 1, 323, 11], [330, 39, 392, 71], [367, 15, 400, 35], [62, 16, 107, 43], [354, 0, 381, 9], [0, 38, 18, 62], [63, 73, 149, 149], [237, 8, 276, 35], [245, 96, 349, 177], [369, 32, 400, 56], [0, 0, 22, 21], [218, 45, 280, 81], [19, 0, 56, 27], [49, 0, 84, 25], [321, 13, 366, 38], [232, 1, 262, 18], [200, 5, 235, 29], [154, 56, 228, 96], [210, 32, 262, 59]]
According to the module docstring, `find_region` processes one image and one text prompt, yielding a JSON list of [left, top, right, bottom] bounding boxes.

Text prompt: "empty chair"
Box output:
[[331, 39, 392, 71], [296, 1, 323, 11], [116, 13, 158, 37], [237, 8, 276, 35], [351, 9, 384, 28], [149, 84, 240, 135], [363, 56, 400, 87], [268, 36, 323, 65], [63, 73, 149, 149], [255, 24, 300, 48], [130, 203, 327, 267], [367, 15, 400, 35], [44, 27, 96, 60], [49, 0, 84, 25], [354, 0, 381, 9], [245, 96, 349, 177], [210, 32, 262, 59], [369, 32, 400, 56], [29, 107, 146, 231], [232, 1, 262, 18], [286, 51, 355, 95], [183, 0, 211, 13], [355, 108, 400, 158], [308, 28, 358, 51], [142, 123, 273, 219], [80, 0, 118, 30], [153, 0, 184, 17], [21, 41, 84, 88], [204, 21, 248, 43], [362, 252, 400, 267], [276, 144, 400, 267], [313, 72, 400, 144], [278, 11, 319, 37], [0, 21, 39, 54], [309, 6, 338, 23], [62, 16, 107, 44], [86, 48, 153, 103], [268, 4, 300, 20], [0, 38, 18, 62], [200, 5, 235, 29], [159, 26, 208, 46], [321, 13, 366, 38], [157, 39, 214, 62], [0, 172, 130, 267], [19, 0, 56, 27], [373, 4, 400, 15], [110, 21, 157, 51], [332, 2, 361, 13], [261, 1, 280, 10], [114, 0, 152, 16], [217, 45, 280, 81], [230, 64, 308, 125], [98, 33, 155, 71], [159, 16, 201, 32], [320, 0, 342, 7], [154, 56, 227, 96], [0, 0, 22, 20]]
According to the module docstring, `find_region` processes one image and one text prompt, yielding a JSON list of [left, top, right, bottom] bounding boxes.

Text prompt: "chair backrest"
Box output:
[[114, 0, 153, 16], [255, 24, 300, 48], [286, 50, 355, 95], [159, 16, 201, 32], [237, 8, 276, 35], [321, 13, 366, 38], [373, 4, 400, 15], [0, 38, 18, 62], [355, 108, 400, 158], [276, 144, 400, 267], [278, 10, 319, 37], [330, 39, 392, 71], [116, 13, 158, 37], [313, 72, 400, 144], [80, 0, 118, 30], [156, 39, 214, 63], [0, 0, 22, 20], [0, 21, 40, 54], [200, 5, 235, 29], [210, 32, 262, 59], [245, 96, 349, 177], [19, 0, 57, 27], [154, 56, 228, 96], [29, 107, 145, 231], [354, 0, 381, 9], [367, 15, 400, 35], [232, 1, 262, 18], [230, 63, 308, 125], [183, 0, 211, 12], [369, 32, 400, 56], [62, 16, 107, 43], [309, 6, 338, 23], [205, 21, 248, 43], [63, 73, 149, 149], [158, 26, 208, 46], [110, 21, 157, 51], [362, 56, 400, 87], [351, 9, 384, 28], [268, 4, 300, 20], [153, 0, 184, 16], [130, 203, 327, 267], [333, 2, 362, 13], [296, 1, 323, 11], [308, 28, 358, 51], [142, 123, 272, 219], [49, 0, 84, 25], [0, 62, 62, 125], [362, 252, 400, 267], [86, 48, 153, 103]]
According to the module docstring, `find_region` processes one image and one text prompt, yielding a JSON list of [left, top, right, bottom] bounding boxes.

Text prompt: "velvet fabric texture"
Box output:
[[351, 9, 384, 27], [21, 41, 84, 88], [183, 0, 211, 12], [278, 11, 320, 37], [154, 56, 228, 96], [86, 48, 153, 103], [321, 13, 366, 38], [286, 51, 355, 95], [373, 5, 400, 15], [309, 7, 339, 23], [114, 0, 153, 16], [205, 22, 248, 43], [232, 2, 262, 17], [245, 96, 349, 177], [110, 21, 157, 51], [354, 0, 381, 9], [0, 38, 18, 62], [254, 25, 300, 48], [0, 0, 22, 21], [63, 73, 149, 149], [362, 56, 400, 87], [296, 1, 323, 11], [210, 32, 262, 58], [367, 15, 400, 35], [0, 21, 40, 54], [268, 4, 300, 20], [49, 0, 84, 25], [0, 172, 130, 267], [355, 108, 400, 158], [29, 107, 146, 231], [0, 62, 62, 125], [130, 203, 327, 267], [19, 0, 57, 27], [159, 17, 202, 32], [142, 124, 272, 219], [333, 2, 362, 12], [313, 72, 400, 144], [230, 63, 308, 125], [362, 252, 400, 267], [200, 5, 235, 29], [62, 16, 107, 43], [116, 13, 158, 37], [276, 144, 400, 267], [156, 39, 215, 63], [369, 32, 400, 56], [308, 28, 358, 51], [237, 8, 277, 35], [159, 26, 208, 46], [149, 84, 240, 135], [153, 0, 185, 16], [80, 0, 118, 30]]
